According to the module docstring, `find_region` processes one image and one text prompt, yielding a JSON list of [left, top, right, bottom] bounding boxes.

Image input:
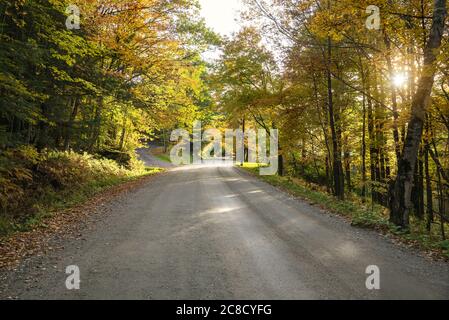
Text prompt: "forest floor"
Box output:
[[0, 161, 448, 299]]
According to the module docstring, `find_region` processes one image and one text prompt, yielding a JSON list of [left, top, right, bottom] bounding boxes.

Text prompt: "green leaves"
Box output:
[[0, 0, 213, 150]]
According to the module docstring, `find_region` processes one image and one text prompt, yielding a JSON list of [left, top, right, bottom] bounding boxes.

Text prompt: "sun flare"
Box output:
[[393, 73, 408, 87]]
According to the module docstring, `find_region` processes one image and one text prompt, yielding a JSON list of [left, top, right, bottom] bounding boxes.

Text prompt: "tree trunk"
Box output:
[[425, 136, 434, 231], [389, 0, 447, 228], [278, 154, 284, 176], [36, 103, 49, 150], [366, 82, 378, 203], [344, 148, 351, 192], [359, 62, 368, 200], [327, 34, 344, 200], [384, 34, 401, 161], [314, 74, 333, 193], [362, 92, 367, 200], [412, 147, 425, 219], [242, 117, 248, 163], [88, 96, 103, 153], [437, 171, 446, 240], [64, 97, 79, 151]]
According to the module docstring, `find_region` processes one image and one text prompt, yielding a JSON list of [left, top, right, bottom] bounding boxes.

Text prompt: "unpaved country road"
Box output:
[[136, 148, 174, 169], [1, 164, 449, 300]]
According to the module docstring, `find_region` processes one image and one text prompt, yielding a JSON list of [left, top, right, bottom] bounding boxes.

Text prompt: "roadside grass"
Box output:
[[155, 153, 172, 163], [239, 163, 449, 260], [0, 146, 164, 237], [145, 147, 172, 164]]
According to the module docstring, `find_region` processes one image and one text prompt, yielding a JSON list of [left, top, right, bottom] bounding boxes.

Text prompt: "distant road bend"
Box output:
[[1, 151, 449, 299]]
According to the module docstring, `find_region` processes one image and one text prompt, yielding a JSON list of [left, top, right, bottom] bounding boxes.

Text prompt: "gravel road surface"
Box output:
[[1, 162, 448, 299]]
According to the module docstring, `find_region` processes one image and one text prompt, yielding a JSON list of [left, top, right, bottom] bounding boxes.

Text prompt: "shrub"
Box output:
[[0, 146, 39, 216], [0, 146, 146, 225]]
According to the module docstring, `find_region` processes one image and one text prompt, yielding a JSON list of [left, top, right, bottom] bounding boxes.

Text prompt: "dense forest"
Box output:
[[0, 0, 217, 153], [212, 0, 448, 239], [0, 0, 448, 244]]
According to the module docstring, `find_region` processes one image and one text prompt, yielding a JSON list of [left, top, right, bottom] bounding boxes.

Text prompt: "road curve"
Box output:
[[1, 164, 449, 299], [136, 148, 174, 168]]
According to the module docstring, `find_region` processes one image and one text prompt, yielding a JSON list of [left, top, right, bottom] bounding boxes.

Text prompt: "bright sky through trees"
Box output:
[[199, 0, 243, 36]]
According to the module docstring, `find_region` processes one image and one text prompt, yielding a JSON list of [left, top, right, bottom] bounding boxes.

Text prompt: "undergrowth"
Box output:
[[0, 146, 161, 236]]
